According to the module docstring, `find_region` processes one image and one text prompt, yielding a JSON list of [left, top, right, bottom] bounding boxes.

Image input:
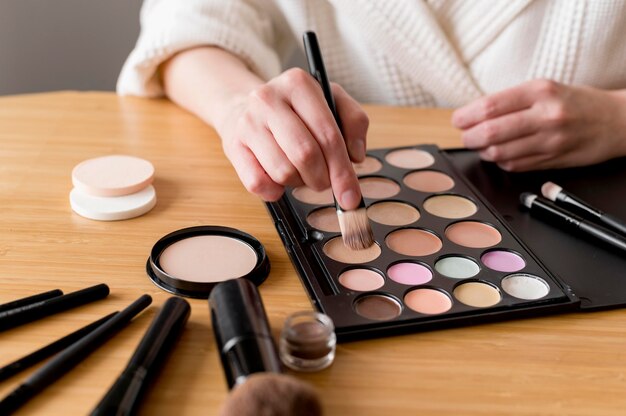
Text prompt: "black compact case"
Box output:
[[265, 145, 626, 342]]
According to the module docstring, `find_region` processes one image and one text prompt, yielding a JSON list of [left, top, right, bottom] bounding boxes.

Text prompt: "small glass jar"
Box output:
[[279, 311, 336, 372]]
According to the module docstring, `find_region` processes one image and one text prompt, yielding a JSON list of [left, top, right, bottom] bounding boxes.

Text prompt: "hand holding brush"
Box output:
[[303, 31, 374, 250]]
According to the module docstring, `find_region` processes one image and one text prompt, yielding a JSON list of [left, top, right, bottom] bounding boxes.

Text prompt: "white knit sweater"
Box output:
[[118, 0, 626, 107]]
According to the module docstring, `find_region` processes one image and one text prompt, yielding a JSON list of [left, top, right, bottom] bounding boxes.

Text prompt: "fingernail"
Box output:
[[339, 189, 359, 211]]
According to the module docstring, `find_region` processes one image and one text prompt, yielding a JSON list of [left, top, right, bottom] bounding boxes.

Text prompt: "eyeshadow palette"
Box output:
[[266, 145, 581, 342]]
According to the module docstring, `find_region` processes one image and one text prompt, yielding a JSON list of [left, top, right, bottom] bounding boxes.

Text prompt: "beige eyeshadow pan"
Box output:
[[353, 156, 383, 175], [358, 177, 400, 199], [423, 194, 477, 219], [292, 186, 334, 205], [404, 170, 455, 193], [385, 228, 442, 256], [453, 281, 501, 307], [404, 288, 452, 315], [385, 148, 435, 169], [323, 236, 381, 264], [307, 207, 340, 232], [366, 201, 420, 226], [445, 221, 502, 248], [338, 268, 385, 291]]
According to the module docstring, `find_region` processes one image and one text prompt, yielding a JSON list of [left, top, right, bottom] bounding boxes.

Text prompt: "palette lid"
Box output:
[[443, 149, 626, 310]]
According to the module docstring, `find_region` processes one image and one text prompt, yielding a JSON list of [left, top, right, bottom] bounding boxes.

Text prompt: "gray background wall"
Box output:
[[0, 0, 143, 95]]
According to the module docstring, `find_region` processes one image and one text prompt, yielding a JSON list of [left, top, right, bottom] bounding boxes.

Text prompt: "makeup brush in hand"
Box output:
[[219, 373, 323, 416], [303, 31, 374, 250]]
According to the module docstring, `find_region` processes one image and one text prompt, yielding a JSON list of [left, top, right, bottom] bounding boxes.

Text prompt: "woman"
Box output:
[[118, 0, 626, 210]]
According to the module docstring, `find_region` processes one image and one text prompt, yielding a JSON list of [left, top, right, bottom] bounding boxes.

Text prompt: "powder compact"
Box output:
[[147, 226, 270, 298], [266, 145, 595, 341]]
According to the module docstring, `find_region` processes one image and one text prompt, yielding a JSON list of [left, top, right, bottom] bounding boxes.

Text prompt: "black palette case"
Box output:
[[266, 145, 626, 342]]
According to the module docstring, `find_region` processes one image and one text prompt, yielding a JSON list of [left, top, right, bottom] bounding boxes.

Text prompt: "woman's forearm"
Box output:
[[161, 47, 264, 133]]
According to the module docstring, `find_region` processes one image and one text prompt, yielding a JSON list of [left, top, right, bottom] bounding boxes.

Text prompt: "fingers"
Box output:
[[462, 108, 539, 149], [286, 71, 362, 210], [332, 83, 369, 163], [452, 79, 559, 129], [223, 68, 364, 209], [477, 133, 545, 164], [224, 140, 285, 201], [244, 124, 304, 188]]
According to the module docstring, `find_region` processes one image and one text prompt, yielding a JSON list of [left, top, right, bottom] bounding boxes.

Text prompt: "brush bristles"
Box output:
[[520, 192, 537, 209], [338, 207, 374, 250], [219, 373, 323, 416], [541, 181, 562, 201]]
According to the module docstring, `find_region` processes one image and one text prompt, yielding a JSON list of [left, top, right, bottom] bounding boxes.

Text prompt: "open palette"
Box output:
[[266, 145, 582, 342]]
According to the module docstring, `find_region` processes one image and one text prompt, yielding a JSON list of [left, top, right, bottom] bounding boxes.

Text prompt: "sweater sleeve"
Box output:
[[117, 0, 286, 97]]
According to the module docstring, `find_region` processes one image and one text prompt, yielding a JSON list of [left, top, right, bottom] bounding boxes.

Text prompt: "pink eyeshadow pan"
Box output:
[[482, 250, 526, 272], [387, 262, 432, 285]]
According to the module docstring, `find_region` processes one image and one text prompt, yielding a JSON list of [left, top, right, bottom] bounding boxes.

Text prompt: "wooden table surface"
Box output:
[[1, 92, 625, 415]]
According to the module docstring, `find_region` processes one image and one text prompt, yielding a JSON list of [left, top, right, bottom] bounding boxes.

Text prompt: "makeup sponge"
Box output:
[[69, 155, 156, 221], [218, 373, 323, 416]]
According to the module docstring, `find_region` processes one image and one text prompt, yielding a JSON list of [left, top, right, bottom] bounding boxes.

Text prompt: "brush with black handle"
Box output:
[[303, 31, 374, 250]]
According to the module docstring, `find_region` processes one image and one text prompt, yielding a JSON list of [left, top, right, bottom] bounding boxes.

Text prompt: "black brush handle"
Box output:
[[91, 297, 190, 416], [0, 295, 152, 414], [0, 289, 63, 314], [303, 31, 342, 132], [0, 312, 117, 382]]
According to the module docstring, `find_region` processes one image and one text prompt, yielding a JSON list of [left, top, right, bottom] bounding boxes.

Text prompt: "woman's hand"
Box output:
[[452, 79, 626, 171], [216, 68, 369, 208]]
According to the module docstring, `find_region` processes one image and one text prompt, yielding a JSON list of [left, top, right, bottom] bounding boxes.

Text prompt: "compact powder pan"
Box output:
[[147, 226, 270, 298], [266, 145, 579, 341]]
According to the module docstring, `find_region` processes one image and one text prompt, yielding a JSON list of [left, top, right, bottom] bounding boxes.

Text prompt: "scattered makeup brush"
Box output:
[[541, 181, 626, 237], [218, 372, 323, 416], [0, 312, 117, 382], [0, 294, 152, 414], [0, 289, 63, 314], [520, 192, 626, 254], [302, 31, 374, 250], [91, 297, 190, 416], [210, 279, 323, 416], [0, 283, 110, 332], [209, 279, 282, 388]]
